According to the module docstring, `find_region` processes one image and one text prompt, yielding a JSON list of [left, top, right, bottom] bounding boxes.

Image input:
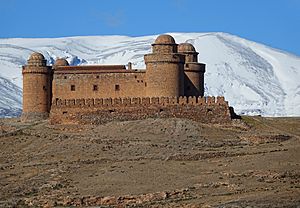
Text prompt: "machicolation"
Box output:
[[21, 34, 236, 124]]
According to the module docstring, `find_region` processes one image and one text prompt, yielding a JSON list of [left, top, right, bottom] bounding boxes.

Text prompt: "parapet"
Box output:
[[50, 96, 233, 125], [52, 96, 228, 108]]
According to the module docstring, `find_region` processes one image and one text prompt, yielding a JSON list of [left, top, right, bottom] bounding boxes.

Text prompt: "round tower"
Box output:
[[144, 34, 185, 97], [22, 52, 52, 121], [178, 43, 205, 97]]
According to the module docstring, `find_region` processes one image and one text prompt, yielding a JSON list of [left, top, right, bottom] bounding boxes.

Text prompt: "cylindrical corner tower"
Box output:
[[145, 34, 185, 97], [178, 43, 206, 97], [22, 52, 52, 121]]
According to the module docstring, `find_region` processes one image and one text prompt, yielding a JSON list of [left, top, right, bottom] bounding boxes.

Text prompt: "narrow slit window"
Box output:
[[93, 85, 98, 91], [71, 85, 75, 91], [115, 84, 120, 91]]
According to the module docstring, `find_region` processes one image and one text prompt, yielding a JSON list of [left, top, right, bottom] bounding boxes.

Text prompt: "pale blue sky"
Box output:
[[0, 0, 299, 55]]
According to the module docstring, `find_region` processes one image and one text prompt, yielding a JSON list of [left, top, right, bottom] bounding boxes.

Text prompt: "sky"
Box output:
[[0, 0, 299, 56]]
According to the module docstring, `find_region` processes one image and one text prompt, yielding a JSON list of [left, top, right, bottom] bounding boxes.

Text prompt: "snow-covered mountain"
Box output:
[[0, 32, 299, 117], [0, 76, 22, 117]]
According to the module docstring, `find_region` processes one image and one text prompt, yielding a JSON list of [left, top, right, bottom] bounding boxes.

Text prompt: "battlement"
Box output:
[[52, 96, 228, 108], [50, 96, 232, 125]]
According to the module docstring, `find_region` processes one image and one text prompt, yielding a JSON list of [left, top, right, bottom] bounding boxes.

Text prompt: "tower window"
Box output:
[[96, 75, 99, 79], [115, 84, 120, 91], [71, 85, 75, 91], [64, 76, 67, 79], [93, 85, 98, 91]]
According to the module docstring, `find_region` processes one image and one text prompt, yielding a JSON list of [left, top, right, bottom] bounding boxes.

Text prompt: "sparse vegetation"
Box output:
[[0, 117, 299, 207]]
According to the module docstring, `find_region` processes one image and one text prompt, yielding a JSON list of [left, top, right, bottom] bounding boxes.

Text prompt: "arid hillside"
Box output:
[[0, 116, 299, 207]]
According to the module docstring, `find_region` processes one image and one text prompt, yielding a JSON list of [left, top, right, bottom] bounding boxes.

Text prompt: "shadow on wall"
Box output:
[[184, 74, 203, 97]]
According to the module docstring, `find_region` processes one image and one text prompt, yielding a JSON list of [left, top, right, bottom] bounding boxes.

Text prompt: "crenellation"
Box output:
[[86, 98, 94, 107], [216, 96, 226, 105], [103, 98, 113, 107], [52, 98, 58, 106], [160, 97, 170, 106], [141, 97, 151, 105], [197, 96, 205, 105], [207, 96, 215, 105], [49, 95, 234, 124], [132, 97, 141, 105], [58, 99, 66, 106], [188, 96, 197, 105], [51, 96, 232, 109], [113, 98, 122, 106], [75, 99, 85, 107], [178, 96, 187, 105], [169, 97, 178, 105], [66, 99, 75, 107], [95, 98, 103, 107], [122, 97, 131, 106], [151, 97, 159, 105]]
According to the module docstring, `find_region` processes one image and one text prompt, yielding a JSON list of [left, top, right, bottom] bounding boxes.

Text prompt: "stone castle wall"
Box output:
[[53, 71, 146, 100], [50, 96, 232, 124]]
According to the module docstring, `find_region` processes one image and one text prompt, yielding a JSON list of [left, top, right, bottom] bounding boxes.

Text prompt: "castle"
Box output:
[[22, 34, 234, 124]]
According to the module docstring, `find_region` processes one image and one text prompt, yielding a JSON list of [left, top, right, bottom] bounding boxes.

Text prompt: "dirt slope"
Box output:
[[0, 116, 299, 207]]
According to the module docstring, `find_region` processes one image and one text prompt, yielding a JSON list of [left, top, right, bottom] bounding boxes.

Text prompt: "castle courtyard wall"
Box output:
[[50, 96, 232, 124]]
